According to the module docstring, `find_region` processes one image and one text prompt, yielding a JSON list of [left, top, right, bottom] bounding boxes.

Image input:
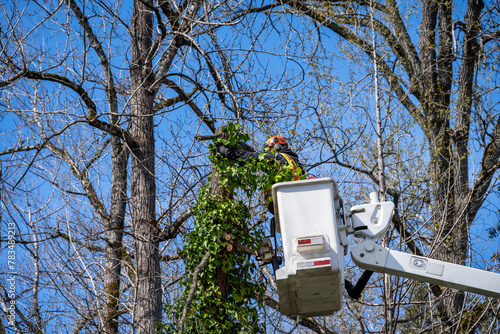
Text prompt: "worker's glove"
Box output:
[[215, 145, 230, 156]]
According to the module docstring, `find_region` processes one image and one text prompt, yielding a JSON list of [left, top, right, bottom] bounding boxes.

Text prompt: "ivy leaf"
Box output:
[[233, 293, 242, 302]]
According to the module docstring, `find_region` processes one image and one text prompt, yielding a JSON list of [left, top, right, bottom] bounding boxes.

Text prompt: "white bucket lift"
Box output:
[[271, 178, 500, 319], [273, 177, 344, 317]]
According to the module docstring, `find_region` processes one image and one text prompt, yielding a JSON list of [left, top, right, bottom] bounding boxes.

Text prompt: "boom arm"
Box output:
[[351, 240, 500, 299], [348, 193, 500, 299]]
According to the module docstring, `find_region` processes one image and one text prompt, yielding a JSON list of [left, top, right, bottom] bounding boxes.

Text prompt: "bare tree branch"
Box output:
[[177, 251, 211, 334]]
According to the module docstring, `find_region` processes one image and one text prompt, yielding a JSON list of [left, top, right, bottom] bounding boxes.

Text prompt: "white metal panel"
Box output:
[[350, 201, 394, 240]]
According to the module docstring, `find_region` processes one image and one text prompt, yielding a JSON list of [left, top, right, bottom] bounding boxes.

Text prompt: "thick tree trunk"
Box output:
[[130, 1, 161, 333], [418, 0, 484, 331]]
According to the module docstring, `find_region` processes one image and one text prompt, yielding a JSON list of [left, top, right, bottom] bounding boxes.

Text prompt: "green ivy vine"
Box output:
[[164, 123, 304, 333]]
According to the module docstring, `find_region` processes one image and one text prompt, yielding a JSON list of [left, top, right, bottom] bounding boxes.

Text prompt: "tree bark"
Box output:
[[104, 137, 129, 334], [130, 1, 161, 333]]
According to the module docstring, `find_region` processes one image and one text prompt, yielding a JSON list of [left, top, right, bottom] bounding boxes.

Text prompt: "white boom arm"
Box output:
[[351, 240, 500, 299], [348, 193, 500, 300]]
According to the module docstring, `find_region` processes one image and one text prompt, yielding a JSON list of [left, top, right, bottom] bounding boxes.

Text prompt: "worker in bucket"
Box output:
[[217, 136, 373, 300], [216, 135, 306, 270], [216, 135, 306, 215]]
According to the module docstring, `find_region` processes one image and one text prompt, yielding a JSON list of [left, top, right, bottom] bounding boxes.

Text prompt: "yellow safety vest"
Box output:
[[264, 153, 304, 209]]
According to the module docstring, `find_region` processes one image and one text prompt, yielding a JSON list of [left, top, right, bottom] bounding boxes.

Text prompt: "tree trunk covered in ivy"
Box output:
[[209, 126, 233, 302]]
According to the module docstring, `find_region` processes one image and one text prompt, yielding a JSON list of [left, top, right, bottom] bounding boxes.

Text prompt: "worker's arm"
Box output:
[[216, 146, 273, 161]]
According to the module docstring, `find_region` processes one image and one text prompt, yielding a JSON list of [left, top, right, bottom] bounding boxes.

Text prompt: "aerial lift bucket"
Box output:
[[273, 178, 345, 317]]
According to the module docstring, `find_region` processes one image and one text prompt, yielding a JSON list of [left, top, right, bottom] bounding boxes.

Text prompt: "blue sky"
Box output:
[[1, 0, 500, 331]]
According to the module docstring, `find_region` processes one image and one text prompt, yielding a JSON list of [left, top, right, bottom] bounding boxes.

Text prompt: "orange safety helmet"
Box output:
[[264, 135, 288, 151]]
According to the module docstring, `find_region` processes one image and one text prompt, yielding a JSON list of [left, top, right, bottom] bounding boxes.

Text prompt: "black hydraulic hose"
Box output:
[[345, 270, 374, 300]]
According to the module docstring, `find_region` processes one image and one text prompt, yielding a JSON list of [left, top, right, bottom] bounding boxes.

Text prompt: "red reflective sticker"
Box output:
[[314, 260, 331, 266], [298, 239, 312, 245]]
